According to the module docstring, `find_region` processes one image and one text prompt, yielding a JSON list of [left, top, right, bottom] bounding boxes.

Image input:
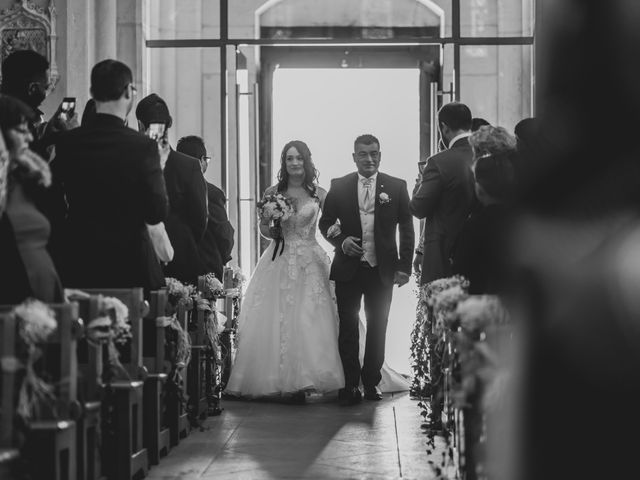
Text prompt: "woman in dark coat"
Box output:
[[0, 94, 63, 303]]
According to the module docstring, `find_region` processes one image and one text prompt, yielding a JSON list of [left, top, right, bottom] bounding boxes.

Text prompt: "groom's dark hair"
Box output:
[[354, 134, 380, 151]]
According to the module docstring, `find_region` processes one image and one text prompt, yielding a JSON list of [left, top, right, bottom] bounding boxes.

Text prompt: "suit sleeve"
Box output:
[[186, 160, 208, 241], [209, 189, 235, 263], [397, 180, 415, 275], [141, 141, 169, 225], [319, 179, 347, 250], [409, 158, 443, 220]]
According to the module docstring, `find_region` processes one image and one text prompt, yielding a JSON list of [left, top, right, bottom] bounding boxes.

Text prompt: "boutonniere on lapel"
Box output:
[[378, 186, 391, 205]]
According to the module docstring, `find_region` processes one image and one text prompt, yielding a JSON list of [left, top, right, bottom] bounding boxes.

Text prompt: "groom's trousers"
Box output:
[[335, 264, 394, 389]]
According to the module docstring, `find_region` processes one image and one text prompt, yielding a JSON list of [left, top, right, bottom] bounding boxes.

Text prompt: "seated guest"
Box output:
[[176, 135, 234, 280], [452, 126, 517, 294], [471, 117, 491, 132], [51, 60, 169, 292], [0, 94, 62, 303], [136, 95, 208, 284]]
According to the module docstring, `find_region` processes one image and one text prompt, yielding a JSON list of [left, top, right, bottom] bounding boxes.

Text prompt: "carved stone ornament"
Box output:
[[0, 0, 58, 89]]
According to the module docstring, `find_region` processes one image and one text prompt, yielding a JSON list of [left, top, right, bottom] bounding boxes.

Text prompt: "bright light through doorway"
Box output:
[[272, 68, 421, 375]]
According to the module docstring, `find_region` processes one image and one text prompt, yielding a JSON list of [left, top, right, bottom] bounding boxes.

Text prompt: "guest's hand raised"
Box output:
[[342, 236, 363, 258]]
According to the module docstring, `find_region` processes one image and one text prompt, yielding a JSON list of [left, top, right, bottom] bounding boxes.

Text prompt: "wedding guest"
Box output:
[[452, 126, 517, 294], [1, 50, 78, 160], [176, 135, 234, 280], [0, 94, 62, 303], [81, 98, 97, 126], [136, 94, 208, 284], [50, 59, 169, 292], [410, 102, 476, 285], [471, 117, 491, 132]]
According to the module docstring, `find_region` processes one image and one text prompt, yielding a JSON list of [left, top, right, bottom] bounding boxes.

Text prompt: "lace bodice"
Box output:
[[281, 196, 320, 243]]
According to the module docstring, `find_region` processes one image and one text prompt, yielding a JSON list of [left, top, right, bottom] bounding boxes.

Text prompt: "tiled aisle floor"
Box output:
[[146, 392, 445, 480]]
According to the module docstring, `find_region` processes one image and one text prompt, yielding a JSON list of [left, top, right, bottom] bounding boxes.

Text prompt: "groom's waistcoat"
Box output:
[[319, 171, 414, 286]]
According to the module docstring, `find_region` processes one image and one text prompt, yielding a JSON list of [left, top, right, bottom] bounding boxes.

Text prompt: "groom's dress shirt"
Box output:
[[357, 173, 378, 267]]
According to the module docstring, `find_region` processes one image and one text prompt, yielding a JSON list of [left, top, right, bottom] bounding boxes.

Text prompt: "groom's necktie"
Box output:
[[361, 177, 373, 209]]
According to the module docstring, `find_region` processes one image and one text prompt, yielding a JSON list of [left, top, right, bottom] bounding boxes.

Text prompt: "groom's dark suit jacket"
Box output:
[[319, 172, 414, 286]]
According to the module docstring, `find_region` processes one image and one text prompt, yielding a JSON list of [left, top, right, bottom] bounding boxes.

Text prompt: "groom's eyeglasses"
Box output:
[[201, 155, 211, 163]]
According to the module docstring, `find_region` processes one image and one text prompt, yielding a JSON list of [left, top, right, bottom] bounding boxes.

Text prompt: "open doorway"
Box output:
[[272, 68, 422, 375]]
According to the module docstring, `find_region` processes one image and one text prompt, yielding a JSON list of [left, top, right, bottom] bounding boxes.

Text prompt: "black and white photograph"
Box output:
[[0, 1, 637, 479]]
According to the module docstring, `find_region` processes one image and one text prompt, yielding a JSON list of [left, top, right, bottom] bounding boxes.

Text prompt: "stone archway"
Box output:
[[255, 0, 444, 39]]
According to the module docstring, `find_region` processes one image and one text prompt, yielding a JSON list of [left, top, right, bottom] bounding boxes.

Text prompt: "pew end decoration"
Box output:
[[9, 300, 58, 422]]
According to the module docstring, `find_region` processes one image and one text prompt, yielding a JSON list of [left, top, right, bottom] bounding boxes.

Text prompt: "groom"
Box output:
[[320, 134, 414, 406]]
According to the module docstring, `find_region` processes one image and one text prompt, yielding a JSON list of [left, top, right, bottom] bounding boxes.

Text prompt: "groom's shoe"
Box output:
[[363, 386, 383, 401], [339, 387, 362, 406]]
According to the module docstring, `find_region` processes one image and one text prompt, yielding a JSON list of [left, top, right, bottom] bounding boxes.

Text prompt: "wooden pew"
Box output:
[[195, 275, 223, 416], [0, 312, 20, 480], [186, 288, 209, 422], [219, 268, 240, 390], [0, 303, 80, 480], [80, 289, 149, 480], [74, 294, 110, 480], [141, 290, 171, 465], [166, 300, 191, 446]]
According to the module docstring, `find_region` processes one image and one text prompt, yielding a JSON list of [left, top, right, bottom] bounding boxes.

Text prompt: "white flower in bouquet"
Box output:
[[13, 299, 57, 344], [455, 295, 508, 333], [257, 193, 295, 222]]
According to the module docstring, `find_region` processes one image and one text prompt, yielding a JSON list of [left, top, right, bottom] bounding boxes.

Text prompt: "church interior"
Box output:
[[1, 1, 639, 479]]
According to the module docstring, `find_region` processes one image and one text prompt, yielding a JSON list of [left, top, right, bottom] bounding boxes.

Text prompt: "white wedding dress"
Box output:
[[225, 196, 345, 397]]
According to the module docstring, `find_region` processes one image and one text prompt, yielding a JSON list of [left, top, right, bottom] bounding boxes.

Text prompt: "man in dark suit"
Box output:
[[319, 134, 414, 406], [410, 102, 476, 285], [176, 135, 234, 280], [51, 59, 168, 291], [136, 94, 208, 284]]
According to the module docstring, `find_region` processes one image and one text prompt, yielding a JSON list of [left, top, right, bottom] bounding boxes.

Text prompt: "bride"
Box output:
[[224, 140, 345, 399], [225, 140, 409, 400]]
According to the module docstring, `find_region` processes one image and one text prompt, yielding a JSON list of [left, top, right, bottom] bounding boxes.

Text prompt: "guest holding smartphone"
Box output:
[[136, 93, 208, 284]]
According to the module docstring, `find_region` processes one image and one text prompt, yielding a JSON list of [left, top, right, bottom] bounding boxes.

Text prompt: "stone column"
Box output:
[[117, 0, 144, 127], [65, 0, 92, 114], [95, 0, 117, 61]]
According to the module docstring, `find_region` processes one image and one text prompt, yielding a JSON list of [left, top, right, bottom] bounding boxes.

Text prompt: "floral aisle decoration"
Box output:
[[80, 293, 132, 381], [257, 192, 294, 260], [161, 278, 195, 415], [10, 299, 58, 422], [162, 277, 194, 370], [413, 282, 512, 480], [410, 275, 469, 399], [198, 273, 228, 415]]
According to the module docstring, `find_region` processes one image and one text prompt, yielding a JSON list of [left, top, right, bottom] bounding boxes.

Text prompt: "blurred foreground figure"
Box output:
[[507, 2, 640, 479]]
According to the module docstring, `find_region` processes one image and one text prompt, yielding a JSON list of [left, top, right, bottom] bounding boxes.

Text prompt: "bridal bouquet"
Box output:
[[257, 192, 294, 260]]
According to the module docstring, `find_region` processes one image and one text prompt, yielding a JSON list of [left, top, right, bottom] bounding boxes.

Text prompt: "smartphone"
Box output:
[[147, 122, 166, 142], [61, 97, 76, 115], [59, 97, 76, 120]]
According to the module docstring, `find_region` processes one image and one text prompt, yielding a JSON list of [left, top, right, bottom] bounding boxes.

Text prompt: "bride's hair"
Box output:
[[277, 140, 319, 197]]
